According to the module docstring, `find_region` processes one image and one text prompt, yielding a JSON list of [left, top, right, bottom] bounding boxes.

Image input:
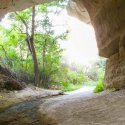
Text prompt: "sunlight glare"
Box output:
[[61, 15, 98, 66]]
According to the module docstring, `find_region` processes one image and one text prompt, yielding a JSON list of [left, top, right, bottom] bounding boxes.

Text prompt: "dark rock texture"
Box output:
[[0, 65, 24, 90]]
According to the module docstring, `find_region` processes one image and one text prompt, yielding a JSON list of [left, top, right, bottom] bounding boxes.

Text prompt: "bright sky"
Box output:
[[62, 16, 98, 65], [52, 10, 99, 66], [1, 9, 99, 66]]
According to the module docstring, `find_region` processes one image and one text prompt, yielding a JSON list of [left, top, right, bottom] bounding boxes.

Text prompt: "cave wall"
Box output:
[[68, 0, 125, 89], [105, 39, 125, 89], [0, 0, 125, 89], [0, 0, 54, 20]]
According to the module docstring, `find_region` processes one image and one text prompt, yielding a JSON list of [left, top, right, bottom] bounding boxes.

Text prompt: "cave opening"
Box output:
[[1, 1, 125, 125], [0, 1, 106, 94]]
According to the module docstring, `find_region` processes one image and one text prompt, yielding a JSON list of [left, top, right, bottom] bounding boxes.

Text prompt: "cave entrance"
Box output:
[[0, 1, 106, 94]]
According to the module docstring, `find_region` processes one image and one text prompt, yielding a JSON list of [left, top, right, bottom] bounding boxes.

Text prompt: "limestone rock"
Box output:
[[68, 0, 125, 89], [67, 0, 90, 24], [68, 0, 125, 58], [38, 90, 125, 125], [0, 87, 64, 124], [105, 47, 125, 89], [0, 0, 54, 21]]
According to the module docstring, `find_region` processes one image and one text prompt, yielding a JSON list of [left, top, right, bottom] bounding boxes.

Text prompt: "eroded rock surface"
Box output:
[[1, 89, 125, 125], [68, 0, 125, 89], [0, 0, 54, 20], [104, 47, 125, 89], [38, 90, 125, 125], [0, 87, 63, 125], [68, 0, 125, 57]]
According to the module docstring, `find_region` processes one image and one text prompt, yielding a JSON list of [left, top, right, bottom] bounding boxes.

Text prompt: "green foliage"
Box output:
[[0, 1, 70, 87], [83, 82, 97, 87], [85, 58, 106, 81], [61, 83, 83, 92], [67, 70, 87, 84], [49, 66, 87, 91], [0, 0, 106, 91], [94, 70, 105, 93]]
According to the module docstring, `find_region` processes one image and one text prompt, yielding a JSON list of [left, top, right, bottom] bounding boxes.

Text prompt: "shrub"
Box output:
[[85, 58, 106, 81], [67, 70, 87, 84], [49, 66, 88, 91], [61, 82, 83, 92], [94, 70, 105, 93]]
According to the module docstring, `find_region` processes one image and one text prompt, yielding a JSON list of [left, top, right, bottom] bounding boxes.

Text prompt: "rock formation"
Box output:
[[0, 0, 125, 89], [68, 0, 125, 89], [0, 0, 54, 20], [0, 65, 24, 90]]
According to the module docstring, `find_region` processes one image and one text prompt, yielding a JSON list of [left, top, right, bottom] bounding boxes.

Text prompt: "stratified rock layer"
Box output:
[[105, 47, 125, 89]]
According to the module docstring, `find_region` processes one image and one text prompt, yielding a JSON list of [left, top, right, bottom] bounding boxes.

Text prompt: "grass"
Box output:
[[93, 70, 105, 93], [61, 83, 83, 92], [83, 81, 97, 87], [94, 82, 104, 93], [61, 81, 105, 93], [94, 73, 104, 93], [51, 81, 102, 92], [61, 81, 97, 92]]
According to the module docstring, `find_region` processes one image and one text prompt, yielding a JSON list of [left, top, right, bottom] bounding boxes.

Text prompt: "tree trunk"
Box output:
[[30, 6, 40, 86], [15, 7, 40, 86]]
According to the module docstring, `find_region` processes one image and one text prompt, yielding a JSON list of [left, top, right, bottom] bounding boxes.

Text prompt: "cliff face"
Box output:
[[68, 0, 125, 58], [68, 0, 125, 89], [0, 0, 125, 89]]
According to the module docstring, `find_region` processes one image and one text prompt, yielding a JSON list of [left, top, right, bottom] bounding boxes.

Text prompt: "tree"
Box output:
[[0, 1, 69, 87], [14, 7, 40, 85]]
